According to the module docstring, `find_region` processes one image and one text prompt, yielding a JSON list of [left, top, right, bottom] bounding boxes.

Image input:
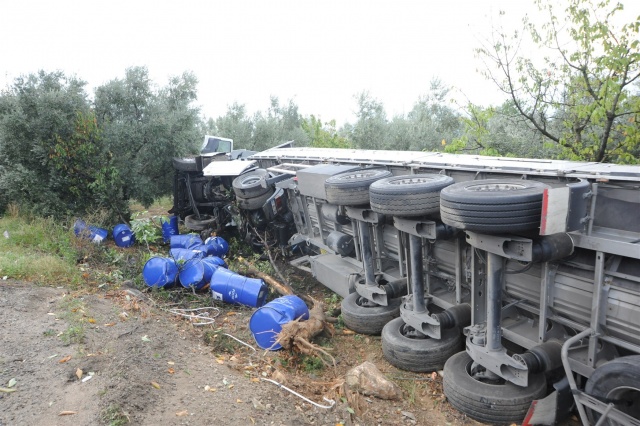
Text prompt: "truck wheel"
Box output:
[[381, 317, 462, 372], [440, 179, 549, 233], [232, 169, 271, 198], [369, 174, 454, 217], [325, 168, 392, 206], [443, 351, 547, 425], [184, 214, 216, 231], [585, 355, 640, 424], [236, 188, 275, 211], [340, 292, 401, 335], [172, 157, 199, 172]]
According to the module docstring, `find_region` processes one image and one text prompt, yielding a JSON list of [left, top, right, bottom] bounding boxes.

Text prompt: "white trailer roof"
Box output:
[[251, 147, 640, 181]]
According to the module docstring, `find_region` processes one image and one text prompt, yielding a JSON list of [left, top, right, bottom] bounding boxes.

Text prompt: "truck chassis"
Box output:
[[175, 145, 640, 425]]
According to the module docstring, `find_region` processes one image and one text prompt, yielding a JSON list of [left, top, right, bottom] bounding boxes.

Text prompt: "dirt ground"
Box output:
[[0, 277, 478, 426]]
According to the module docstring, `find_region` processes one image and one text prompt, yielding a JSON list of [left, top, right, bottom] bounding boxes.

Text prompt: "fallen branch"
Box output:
[[251, 227, 291, 288], [237, 256, 295, 297]]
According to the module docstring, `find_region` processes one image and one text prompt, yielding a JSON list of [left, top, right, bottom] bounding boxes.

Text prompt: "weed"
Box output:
[[301, 354, 324, 373], [336, 314, 345, 329], [42, 329, 56, 337], [130, 211, 161, 251], [398, 379, 420, 406], [324, 293, 341, 306], [57, 298, 87, 345], [101, 404, 129, 426], [61, 325, 85, 345], [203, 329, 243, 354]]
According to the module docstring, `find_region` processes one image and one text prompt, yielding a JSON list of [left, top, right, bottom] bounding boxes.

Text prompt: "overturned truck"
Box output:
[[173, 143, 640, 425]]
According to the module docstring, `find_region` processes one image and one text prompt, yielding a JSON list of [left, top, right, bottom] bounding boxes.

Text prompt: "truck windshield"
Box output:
[[201, 136, 232, 154]]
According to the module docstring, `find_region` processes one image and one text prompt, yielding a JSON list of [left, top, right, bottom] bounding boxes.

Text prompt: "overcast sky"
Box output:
[[1, 0, 638, 125]]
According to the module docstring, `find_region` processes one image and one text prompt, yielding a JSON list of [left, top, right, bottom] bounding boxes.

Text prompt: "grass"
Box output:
[[301, 354, 325, 373], [129, 196, 172, 218], [203, 329, 245, 354], [58, 297, 87, 345], [0, 199, 173, 290], [101, 404, 129, 426], [0, 208, 82, 286]]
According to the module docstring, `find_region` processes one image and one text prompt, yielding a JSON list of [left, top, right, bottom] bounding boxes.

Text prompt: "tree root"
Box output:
[[275, 298, 336, 369]]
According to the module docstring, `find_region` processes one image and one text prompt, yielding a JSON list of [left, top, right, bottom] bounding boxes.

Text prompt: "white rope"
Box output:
[[222, 333, 256, 352], [260, 378, 335, 409], [168, 307, 220, 326]]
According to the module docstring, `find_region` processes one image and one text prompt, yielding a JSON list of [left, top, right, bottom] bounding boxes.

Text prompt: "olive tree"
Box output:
[[476, 0, 640, 163], [94, 67, 201, 207], [0, 71, 124, 219]]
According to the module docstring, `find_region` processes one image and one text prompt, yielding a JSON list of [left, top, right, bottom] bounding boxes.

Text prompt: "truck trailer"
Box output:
[[172, 142, 640, 425]]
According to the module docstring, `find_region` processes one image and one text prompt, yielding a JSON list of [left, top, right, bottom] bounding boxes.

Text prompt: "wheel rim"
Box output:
[[390, 176, 438, 186], [465, 182, 528, 192], [606, 386, 640, 420], [341, 170, 382, 180], [242, 176, 262, 185]]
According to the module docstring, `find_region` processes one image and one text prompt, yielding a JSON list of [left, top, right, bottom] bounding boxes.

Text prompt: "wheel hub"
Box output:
[[390, 177, 436, 185], [400, 323, 428, 339], [607, 386, 640, 419], [469, 361, 505, 384], [465, 182, 527, 192], [357, 296, 380, 308]]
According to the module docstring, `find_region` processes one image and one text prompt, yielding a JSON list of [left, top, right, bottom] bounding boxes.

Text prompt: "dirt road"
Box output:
[[0, 281, 471, 426]]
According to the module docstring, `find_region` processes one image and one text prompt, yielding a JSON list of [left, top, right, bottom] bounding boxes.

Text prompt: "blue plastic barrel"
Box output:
[[113, 224, 135, 248], [206, 256, 228, 269], [249, 295, 310, 350], [73, 219, 108, 244], [192, 243, 215, 257], [169, 248, 206, 262], [210, 267, 268, 308], [161, 216, 179, 243], [142, 257, 179, 288], [170, 234, 203, 249], [178, 257, 223, 290], [204, 236, 230, 257]]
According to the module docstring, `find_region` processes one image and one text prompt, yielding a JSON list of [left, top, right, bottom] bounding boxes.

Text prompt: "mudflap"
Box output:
[[523, 377, 573, 426]]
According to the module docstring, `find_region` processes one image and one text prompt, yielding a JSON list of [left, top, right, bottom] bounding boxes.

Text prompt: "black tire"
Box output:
[[184, 214, 216, 231], [172, 157, 199, 172], [341, 292, 401, 335], [443, 351, 547, 424], [440, 179, 549, 233], [369, 174, 454, 217], [232, 169, 270, 198], [236, 188, 275, 211], [381, 317, 463, 372], [585, 355, 640, 425], [325, 168, 392, 206]]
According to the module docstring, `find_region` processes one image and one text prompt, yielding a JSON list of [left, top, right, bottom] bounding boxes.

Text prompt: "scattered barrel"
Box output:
[[249, 295, 310, 350], [142, 257, 179, 288], [113, 224, 135, 248], [161, 216, 179, 243], [210, 267, 267, 308], [73, 219, 108, 244]]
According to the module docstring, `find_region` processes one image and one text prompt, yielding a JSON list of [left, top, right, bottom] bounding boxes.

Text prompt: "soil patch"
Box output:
[[0, 279, 477, 426]]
